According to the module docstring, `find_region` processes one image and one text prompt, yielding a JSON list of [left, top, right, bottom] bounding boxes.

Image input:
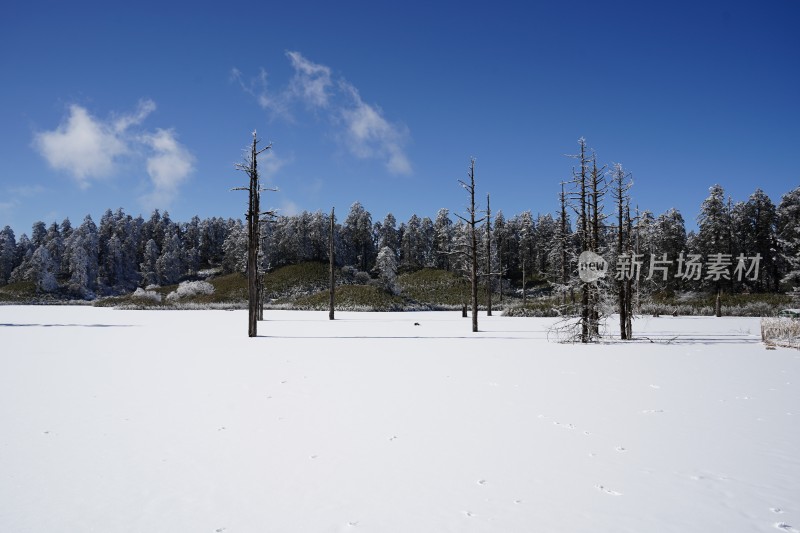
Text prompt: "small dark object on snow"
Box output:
[[414, 322, 420, 326], [672, 310, 678, 317]]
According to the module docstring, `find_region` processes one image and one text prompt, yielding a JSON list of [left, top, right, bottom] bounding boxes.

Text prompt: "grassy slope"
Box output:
[[2, 261, 793, 315]]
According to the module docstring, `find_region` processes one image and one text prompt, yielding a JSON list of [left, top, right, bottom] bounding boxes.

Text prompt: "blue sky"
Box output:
[[1, 0, 798, 236]]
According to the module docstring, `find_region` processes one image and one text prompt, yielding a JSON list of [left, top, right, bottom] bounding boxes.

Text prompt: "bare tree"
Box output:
[[453, 158, 485, 332], [555, 138, 607, 343], [485, 193, 493, 317], [329, 206, 336, 320], [611, 163, 633, 339], [232, 131, 276, 337]]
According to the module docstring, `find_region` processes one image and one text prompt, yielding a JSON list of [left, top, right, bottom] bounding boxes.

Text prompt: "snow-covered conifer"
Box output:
[[0, 226, 17, 285], [374, 246, 399, 294]]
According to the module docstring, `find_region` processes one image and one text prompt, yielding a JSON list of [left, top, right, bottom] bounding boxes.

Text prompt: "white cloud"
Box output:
[[233, 52, 411, 175], [277, 199, 300, 217], [34, 100, 195, 208], [286, 51, 332, 108], [140, 129, 195, 208], [230, 68, 290, 118], [339, 81, 412, 175], [113, 99, 157, 133], [34, 105, 128, 188], [33, 100, 156, 188]]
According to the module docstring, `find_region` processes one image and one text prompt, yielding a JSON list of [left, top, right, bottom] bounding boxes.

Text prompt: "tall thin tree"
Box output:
[[485, 193, 493, 317], [329, 206, 336, 320], [454, 158, 485, 333], [232, 131, 275, 337]]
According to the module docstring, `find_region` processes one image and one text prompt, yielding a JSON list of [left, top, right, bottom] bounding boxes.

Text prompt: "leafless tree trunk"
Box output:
[[576, 140, 590, 343], [329, 206, 336, 320], [559, 182, 568, 305], [522, 259, 527, 305], [612, 164, 632, 339], [232, 131, 275, 337], [485, 193, 493, 317], [454, 158, 485, 333]]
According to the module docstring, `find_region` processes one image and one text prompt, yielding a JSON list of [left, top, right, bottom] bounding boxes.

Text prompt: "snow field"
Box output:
[[0, 306, 798, 532]]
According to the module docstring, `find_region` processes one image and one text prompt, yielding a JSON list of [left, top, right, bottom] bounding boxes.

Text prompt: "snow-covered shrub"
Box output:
[[354, 271, 371, 285], [761, 317, 800, 348], [132, 287, 162, 303], [166, 280, 215, 302]]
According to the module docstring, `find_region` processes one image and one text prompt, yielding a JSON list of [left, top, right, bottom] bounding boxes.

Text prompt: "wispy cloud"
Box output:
[[33, 100, 194, 208], [338, 81, 412, 175], [286, 51, 333, 108], [230, 67, 290, 118], [140, 129, 195, 208], [233, 51, 412, 175], [8, 184, 47, 197]]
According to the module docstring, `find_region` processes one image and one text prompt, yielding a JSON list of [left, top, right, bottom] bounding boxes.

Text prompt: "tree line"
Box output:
[[1, 163, 799, 303]]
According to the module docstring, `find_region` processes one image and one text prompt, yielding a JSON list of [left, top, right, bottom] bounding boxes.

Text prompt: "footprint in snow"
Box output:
[[775, 523, 799, 532], [464, 511, 475, 518], [616, 446, 627, 453], [596, 485, 622, 496], [477, 479, 487, 486], [772, 508, 784, 514]]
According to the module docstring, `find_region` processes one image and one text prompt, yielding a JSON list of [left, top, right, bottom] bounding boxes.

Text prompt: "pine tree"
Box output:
[[739, 188, 779, 291], [433, 208, 453, 270], [0, 226, 18, 285], [696, 184, 732, 316], [777, 186, 800, 288], [140, 239, 160, 287], [342, 202, 374, 271]]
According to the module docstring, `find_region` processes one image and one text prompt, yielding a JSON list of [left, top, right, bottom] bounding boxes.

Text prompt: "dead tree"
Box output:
[[454, 158, 485, 333], [232, 131, 276, 337], [588, 154, 607, 335], [485, 193, 493, 317], [611, 163, 633, 339], [329, 206, 336, 320], [570, 139, 592, 342], [560, 138, 606, 343], [558, 181, 571, 305]]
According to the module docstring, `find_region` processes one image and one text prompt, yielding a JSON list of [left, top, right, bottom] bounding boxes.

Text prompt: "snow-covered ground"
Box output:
[[1, 306, 798, 533]]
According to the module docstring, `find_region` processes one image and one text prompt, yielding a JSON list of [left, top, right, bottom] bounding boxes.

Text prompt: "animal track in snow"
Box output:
[[595, 484, 622, 496], [772, 508, 784, 514], [615, 446, 627, 453], [477, 479, 487, 486], [464, 511, 475, 518], [775, 523, 799, 532]]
